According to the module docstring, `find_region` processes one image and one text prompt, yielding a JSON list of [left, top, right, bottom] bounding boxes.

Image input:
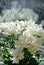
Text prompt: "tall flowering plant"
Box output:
[[0, 20, 44, 65]]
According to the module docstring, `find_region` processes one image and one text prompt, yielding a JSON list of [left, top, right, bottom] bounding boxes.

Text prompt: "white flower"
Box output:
[[0, 20, 44, 63], [1, 8, 38, 22], [10, 47, 24, 63], [0, 21, 23, 35], [15, 20, 44, 54]]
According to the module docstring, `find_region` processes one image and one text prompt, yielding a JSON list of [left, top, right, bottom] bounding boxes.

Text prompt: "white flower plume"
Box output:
[[0, 20, 44, 63]]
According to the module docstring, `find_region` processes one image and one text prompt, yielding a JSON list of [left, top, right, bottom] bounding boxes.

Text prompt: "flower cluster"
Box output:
[[0, 8, 38, 22], [0, 20, 44, 64]]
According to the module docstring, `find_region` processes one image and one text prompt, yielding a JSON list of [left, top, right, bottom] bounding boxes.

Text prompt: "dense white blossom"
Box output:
[[0, 21, 23, 35], [0, 8, 38, 22], [10, 47, 24, 63], [0, 20, 44, 63]]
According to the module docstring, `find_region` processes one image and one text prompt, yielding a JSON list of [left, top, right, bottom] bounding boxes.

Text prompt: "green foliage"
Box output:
[[1, 48, 39, 65], [0, 33, 14, 62], [0, 33, 40, 65], [20, 48, 39, 65], [0, 33, 15, 48]]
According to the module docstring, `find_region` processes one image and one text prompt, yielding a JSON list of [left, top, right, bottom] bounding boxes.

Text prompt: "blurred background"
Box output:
[[0, 0, 44, 26]]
